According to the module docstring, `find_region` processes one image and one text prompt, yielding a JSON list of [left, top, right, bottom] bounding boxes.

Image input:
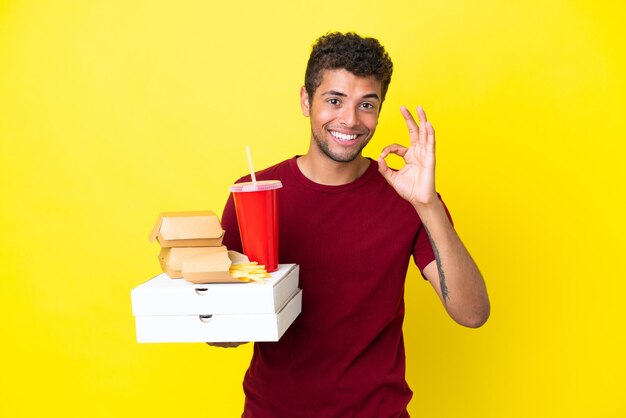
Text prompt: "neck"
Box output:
[[297, 149, 371, 186]]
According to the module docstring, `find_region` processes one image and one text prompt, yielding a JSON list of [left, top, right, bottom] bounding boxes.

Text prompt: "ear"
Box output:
[[300, 86, 310, 117]]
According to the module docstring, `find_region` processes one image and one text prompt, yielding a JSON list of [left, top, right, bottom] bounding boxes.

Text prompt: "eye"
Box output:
[[328, 98, 340, 106], [361, 102, 376, 110]]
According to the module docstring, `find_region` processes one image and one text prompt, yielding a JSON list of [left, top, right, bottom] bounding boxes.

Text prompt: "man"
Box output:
[[215, 32, 490, 417]]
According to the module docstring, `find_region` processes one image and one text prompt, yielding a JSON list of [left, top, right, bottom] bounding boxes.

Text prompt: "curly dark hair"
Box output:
[[304, 32, 393, 104]]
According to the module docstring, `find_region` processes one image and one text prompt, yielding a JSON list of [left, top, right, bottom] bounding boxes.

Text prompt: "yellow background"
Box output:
[[1, 0, 624, 416]]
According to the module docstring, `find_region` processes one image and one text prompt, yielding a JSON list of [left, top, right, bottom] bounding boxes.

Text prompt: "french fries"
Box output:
[[229, 262, 271, 283]]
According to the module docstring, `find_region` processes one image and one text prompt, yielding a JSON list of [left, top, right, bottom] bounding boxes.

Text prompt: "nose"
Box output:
[[338, 105, 358, 127]]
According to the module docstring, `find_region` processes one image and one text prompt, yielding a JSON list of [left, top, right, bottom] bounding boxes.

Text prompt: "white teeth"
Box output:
[[330, 131, 358, 141]]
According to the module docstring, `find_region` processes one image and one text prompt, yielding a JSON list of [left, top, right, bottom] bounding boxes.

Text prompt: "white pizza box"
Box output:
[[131, 264, 299, 316], [135, 289, 302, 343]]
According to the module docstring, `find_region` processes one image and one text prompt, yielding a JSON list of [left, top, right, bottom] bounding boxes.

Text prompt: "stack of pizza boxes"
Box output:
[[131, 211, 301, 343]]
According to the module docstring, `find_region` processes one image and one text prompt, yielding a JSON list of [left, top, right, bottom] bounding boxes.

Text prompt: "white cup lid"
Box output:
[[230, 180, 283, 192]]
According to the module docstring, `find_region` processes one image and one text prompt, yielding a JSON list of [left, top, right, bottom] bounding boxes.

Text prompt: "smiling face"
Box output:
[[301, 69, 382, 163]]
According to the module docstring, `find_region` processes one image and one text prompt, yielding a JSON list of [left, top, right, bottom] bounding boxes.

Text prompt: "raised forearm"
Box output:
[[416, 200, 490, 328]]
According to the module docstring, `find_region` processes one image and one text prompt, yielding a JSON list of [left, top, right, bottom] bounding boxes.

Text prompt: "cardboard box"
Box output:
[[158, 247, 218, 279], [149, 210, 224, 248], [158, 246, 248, 281], [134, 290, 302, 343], [182, 247, 250, 284], [131, 264, 301, 343], [132, 264, 300, 315]]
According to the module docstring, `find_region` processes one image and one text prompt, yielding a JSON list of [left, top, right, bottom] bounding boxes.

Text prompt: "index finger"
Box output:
[[379, 143, 409, 159]]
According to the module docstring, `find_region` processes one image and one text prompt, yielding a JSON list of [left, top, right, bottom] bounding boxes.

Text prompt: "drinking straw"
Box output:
[[246, 145, 257, 187]]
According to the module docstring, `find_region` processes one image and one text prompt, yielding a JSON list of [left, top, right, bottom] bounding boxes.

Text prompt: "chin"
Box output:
[[315, 138, 366, 163]]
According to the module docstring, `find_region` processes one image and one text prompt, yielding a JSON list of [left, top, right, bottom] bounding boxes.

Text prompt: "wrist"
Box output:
[[412, 197, 445, 223]]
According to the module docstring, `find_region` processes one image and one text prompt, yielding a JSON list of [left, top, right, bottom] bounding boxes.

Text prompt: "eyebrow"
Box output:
[[321, 90, 380, 101]]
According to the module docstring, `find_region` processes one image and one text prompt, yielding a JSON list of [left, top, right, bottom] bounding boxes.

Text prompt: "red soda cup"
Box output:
[[229, 180, 282, 272]]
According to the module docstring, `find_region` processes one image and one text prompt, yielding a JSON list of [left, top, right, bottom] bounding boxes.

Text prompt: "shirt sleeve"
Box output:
[[412, 194, 453, 278]]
